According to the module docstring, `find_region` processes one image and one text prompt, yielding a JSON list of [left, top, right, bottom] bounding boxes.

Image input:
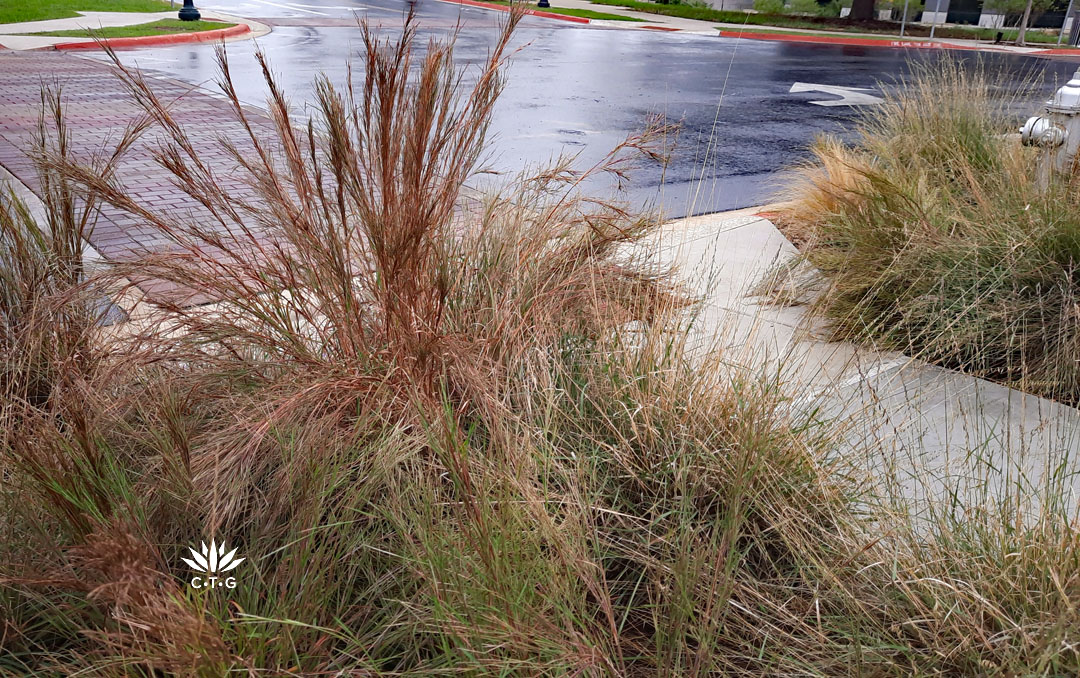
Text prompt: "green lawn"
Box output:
[[27, 18, 233, 38], [0, 0, 173, 24], [590, 0, 1066, 43], [484, 0, 644, 21], [590, 0, 849, 25]]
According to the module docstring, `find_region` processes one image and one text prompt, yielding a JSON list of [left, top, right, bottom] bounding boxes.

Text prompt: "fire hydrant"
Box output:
[[1021, 67, 1080, 176]]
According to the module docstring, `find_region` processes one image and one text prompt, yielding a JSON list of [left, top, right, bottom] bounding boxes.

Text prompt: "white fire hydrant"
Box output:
[[1021, 67, 1080, 175]]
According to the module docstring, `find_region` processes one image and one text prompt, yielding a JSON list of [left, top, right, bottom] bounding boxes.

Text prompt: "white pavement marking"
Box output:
[[789, 82, 884, 107]]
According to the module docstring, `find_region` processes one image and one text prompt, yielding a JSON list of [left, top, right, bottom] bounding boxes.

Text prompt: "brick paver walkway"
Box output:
[[0, 50, 275, 299]]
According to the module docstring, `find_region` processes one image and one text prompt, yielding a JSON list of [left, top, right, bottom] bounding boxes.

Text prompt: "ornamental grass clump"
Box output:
[[1, 23, 1079, 678], [776, 58, 1080, 404]]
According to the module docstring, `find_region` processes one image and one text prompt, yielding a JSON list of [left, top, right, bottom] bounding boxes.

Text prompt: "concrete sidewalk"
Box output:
[[558, 0, 718, 33], [647, 209, 1080, 509], [0, 11, 180, 34], [0, 10, 269, 50]]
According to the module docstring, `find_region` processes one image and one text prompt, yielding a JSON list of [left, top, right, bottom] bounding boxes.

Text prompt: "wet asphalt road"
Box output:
[[89, 0, 1080, 217]]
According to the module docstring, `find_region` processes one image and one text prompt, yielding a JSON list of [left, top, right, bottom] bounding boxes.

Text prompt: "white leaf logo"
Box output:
[[182, 539, 244, 575]]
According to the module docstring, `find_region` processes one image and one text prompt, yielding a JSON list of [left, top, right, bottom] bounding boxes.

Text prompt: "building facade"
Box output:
[[705, 0, 1072, 30]]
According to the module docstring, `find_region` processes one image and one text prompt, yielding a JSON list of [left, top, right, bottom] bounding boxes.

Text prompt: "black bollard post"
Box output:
[[179, 0, 201, 21]]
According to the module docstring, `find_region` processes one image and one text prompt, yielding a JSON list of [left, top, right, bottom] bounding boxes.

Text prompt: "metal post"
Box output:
[[179, 0, 201, 20], [1059, 0, 1075, 45], [900, 0, 910, 36], [929, 0, 943, 39]]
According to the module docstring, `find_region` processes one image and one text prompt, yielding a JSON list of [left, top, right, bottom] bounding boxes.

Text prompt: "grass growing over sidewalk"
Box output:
[[27, 18, 235, 38], [1, 13, 1078, 676], [774, 60, 1080, 404], [0, 0, 171, 25], [590, 0, 1066, 42]]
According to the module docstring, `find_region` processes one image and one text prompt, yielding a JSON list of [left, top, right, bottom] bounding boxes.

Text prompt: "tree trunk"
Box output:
[[1018, 0, 1034, 45], [849, 0, 876, 20]]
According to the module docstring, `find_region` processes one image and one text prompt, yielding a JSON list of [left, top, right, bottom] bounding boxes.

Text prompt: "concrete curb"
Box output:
[[1034, 47, 1080, 55], [716, 27, 1080, 56], [439, 0, 591, 24], [53, 21, 250, 50], [716, 28, 983, 51]]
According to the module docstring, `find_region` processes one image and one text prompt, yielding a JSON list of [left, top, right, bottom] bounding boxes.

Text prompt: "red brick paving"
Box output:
[[0, 50, 276, 298], [0, 50, 486, 304]]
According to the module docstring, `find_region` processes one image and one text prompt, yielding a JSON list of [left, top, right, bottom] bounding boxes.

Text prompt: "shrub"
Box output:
[[753, 0, 786, 13], [817, 0, 843, 16], [788, 0, 822, 14]]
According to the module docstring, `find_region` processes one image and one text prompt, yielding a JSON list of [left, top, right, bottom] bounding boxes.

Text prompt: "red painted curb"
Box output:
[[1033, 48, 1080, 55], [54, 22, 250, 50], [715, 29, 1080, 56], [441, 0, 591, 24], [716, 29, 979, 50]]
